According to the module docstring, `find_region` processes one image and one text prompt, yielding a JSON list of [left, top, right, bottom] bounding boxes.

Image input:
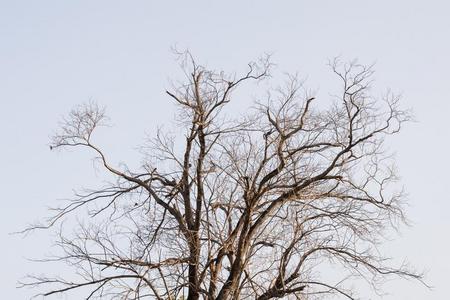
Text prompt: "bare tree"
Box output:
[[21, 52, 424, 300]]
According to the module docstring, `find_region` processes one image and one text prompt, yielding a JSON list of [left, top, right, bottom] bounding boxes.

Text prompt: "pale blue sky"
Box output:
[[1, 1, 449, 299]]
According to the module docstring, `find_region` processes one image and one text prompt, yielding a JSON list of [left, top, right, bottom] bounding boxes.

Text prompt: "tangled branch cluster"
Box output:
[[22, 53, 422, 300]]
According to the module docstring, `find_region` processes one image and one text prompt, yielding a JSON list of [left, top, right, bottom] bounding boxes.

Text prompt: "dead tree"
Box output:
[[21, 52, 424, 299]]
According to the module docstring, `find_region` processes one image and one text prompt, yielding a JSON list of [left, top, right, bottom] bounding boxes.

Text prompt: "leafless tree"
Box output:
[[21, 52, 425, 300]]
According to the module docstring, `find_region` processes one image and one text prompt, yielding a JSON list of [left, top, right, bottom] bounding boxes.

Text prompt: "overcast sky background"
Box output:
[[1, 1, 449, 299]]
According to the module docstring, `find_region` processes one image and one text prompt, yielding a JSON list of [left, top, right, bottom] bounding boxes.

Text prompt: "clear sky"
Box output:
[[1, 1, 449, 299]]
